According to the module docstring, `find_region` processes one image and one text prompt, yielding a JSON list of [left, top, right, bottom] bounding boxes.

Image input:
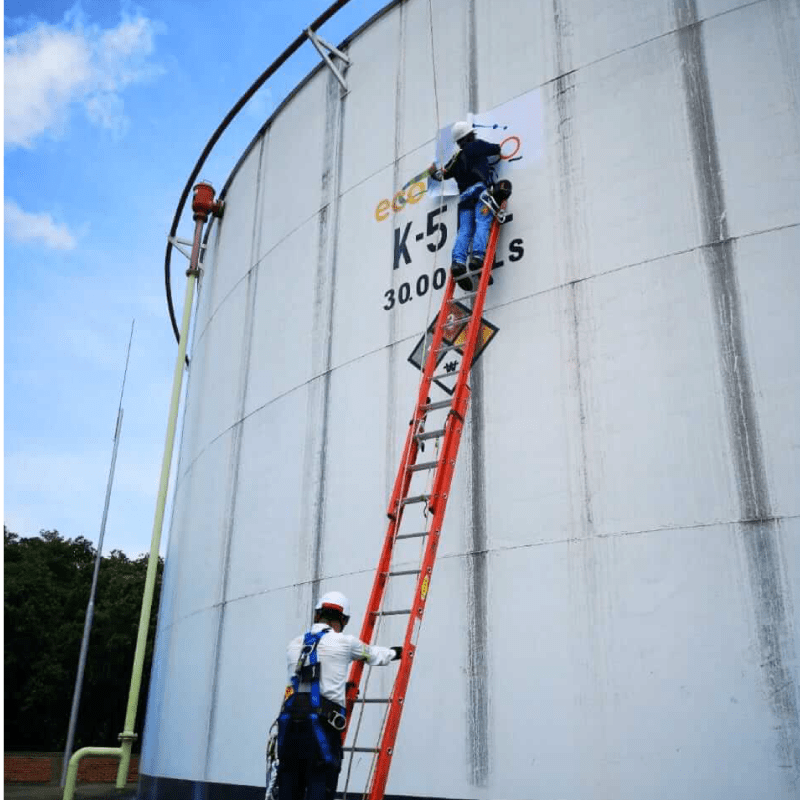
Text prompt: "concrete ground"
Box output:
[[3, 784, 137, 799]]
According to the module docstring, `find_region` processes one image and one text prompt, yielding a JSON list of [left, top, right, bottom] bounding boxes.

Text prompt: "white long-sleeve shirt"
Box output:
[[286, 623, 396, 707]]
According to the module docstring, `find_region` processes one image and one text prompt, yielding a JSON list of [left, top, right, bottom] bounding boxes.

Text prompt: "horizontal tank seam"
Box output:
[[158, 513, 799, 631], [197, 0, 773, 345], [198, 203, 797, 351], [215, 0, 764, 213], [196, 139, 442, 341], [183, 217, 800, 478], [178, 220, 799, 482], [212, 1, 403, 204], [438, 513, 798, 560], [540, 0, 767, 89], [485, 221, 800, 315]]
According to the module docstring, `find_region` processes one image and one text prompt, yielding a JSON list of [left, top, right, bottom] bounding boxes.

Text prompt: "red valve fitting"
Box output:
[[192, 181, 221, 222]]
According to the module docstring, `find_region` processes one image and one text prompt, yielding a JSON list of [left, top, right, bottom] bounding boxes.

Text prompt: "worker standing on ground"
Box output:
[[276, 591, 401, 800], [428, 121, 502, 290]]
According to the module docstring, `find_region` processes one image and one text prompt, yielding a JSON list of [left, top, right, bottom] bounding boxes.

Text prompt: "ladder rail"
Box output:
[[344, 274, 456, 728], [364, 198, 509, 800], [428, 209, 504, 513], [345, 190, 510, 800]]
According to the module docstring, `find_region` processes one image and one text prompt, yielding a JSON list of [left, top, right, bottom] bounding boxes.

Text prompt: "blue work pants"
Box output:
[[451, 184, 493, 266]]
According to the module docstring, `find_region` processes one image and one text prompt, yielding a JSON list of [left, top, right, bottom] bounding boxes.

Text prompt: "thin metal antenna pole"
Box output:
[[60, 320, 135, 787]]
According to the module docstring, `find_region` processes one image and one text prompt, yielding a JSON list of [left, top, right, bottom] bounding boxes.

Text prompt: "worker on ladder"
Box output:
[[275, 591, 401, 800], [428, 121, 502, 291]]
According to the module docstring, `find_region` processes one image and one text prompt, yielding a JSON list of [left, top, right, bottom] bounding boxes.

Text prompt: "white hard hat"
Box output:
[[451, 121, 473, 143], [315, 591, 350, 619]]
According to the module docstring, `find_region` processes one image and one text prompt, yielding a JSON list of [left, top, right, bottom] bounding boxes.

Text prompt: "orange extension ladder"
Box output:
[[342, 180, 512, 800]]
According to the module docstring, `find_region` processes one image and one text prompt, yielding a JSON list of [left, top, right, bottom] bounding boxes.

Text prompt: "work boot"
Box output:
[[469, 254, 493, 286], [450, 261, 472, 291]]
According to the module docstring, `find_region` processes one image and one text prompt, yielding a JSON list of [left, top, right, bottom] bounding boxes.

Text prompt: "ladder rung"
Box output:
[[389, 569, 421, 577], [401, 494, 430, 506], [408, 460, 439, 472], [443, 314, 474, 327], [354, 698, 392, 703], [377, 609, 412, 616], [396, 531, 428, 540], [417, 428, 445, 441], [422, 399, 453, 411], [437, 343, 462, 353], [344, 746, 380, 753], [432, 370, 460, 381], [452, 290, 479, 300]]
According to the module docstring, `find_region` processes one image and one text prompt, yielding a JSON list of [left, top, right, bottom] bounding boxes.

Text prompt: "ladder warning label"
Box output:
[[407, 300, 499, 395]]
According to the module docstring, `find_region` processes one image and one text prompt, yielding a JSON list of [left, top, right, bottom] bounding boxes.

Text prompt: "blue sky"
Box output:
[[5, 0, 390, 557]]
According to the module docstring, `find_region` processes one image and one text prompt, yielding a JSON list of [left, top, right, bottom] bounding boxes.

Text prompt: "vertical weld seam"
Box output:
[[386, 8, 405, 499], [675, 0, 769, 519], [741, 520, 800, 779], [311, 68, 348, 596], [676, 1, 798, 783], [467, 0, 478, 111], [553, 0, 591, 532], [709, 244, 769, 518], [464, 0, 486, 783], [306, 201, 329, 610], [770, 0, 800, 145], [467, 364, 489, 787], [570, 283, 594, 532], [552, 0, 570, 77], [202, 137, 266, 778]]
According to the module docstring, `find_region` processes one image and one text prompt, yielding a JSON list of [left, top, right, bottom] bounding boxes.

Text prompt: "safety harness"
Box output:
[[278, 628, 346, 766]]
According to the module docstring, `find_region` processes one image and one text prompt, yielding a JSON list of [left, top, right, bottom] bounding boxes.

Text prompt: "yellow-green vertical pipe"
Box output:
[[61, 185, 216, 800], [115, 263, 198, 787], [62, 263, 198, 800]]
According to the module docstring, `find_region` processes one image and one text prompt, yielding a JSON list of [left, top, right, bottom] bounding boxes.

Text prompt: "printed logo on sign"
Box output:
[[374, 182, 428, 222], [373, 129, 527, 223], [372, 88, 542, 314], [421, 575, 429, 601]]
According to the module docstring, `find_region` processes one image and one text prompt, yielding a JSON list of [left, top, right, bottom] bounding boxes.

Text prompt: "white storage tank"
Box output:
[[140, 0, 800, 798]]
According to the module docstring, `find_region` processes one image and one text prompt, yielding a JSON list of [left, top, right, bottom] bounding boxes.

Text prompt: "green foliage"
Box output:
[[4, 526, 163, 752]]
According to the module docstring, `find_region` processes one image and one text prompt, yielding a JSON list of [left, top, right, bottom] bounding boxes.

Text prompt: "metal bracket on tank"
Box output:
[[168, 236, 206, 262], [306, 28, 351, 92]]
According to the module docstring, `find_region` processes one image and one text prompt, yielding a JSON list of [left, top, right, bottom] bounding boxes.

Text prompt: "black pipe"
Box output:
[[164, 0, 354, 346]]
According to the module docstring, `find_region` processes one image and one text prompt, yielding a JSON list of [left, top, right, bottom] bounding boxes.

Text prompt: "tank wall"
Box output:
[[142, 0, 800, 797]]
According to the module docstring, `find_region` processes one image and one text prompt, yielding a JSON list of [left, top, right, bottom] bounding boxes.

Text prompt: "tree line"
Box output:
[[4, 527, 163, 752]]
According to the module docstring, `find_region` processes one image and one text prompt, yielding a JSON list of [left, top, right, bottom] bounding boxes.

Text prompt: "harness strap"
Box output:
[[308, 632, 322, 709], [280, 628, 340, 765], [310, 712, 334, 763]]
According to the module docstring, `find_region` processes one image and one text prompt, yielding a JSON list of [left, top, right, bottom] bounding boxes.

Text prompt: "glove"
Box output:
[[429, 163, 444, 181], [390, 646, 403, 661]]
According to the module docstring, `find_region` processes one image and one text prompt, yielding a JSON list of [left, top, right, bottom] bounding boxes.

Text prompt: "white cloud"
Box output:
[[4, 11, 161, 148], [4, 199, 77, 249]]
